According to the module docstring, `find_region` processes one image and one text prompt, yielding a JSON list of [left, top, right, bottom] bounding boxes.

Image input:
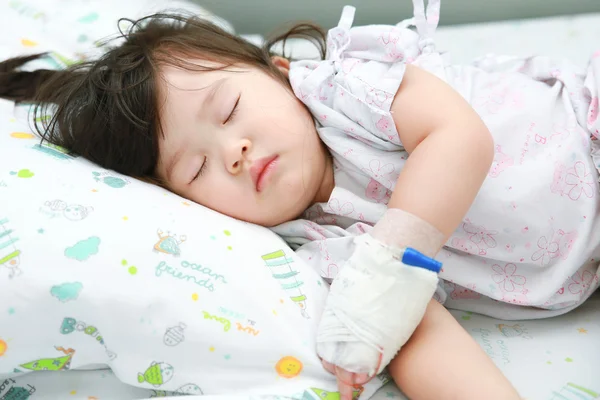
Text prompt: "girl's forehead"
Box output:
[[158, 61, 252, 96]]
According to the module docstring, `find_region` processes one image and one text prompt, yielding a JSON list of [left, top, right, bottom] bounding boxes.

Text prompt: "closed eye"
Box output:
[[191, 157, 208, 183], [223, 95, 240, 124]]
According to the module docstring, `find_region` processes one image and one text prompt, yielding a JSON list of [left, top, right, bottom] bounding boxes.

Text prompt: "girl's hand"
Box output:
[[320, 358, 369, 400]]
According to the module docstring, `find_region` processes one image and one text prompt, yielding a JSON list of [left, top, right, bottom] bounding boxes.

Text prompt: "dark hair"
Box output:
[[0, 13, 326, 184]]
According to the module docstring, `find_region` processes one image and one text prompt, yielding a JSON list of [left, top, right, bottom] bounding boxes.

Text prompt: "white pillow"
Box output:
[[1, 0, 234, 64], [0, 99, 387, 398], [0, 5, 388, 397]]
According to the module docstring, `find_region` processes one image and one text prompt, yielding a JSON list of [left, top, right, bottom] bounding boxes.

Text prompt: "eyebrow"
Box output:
[[203, 77, 227, 111], [164, 78, 228, 182]]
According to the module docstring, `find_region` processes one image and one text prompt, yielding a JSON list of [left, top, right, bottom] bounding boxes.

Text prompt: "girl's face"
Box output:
[[156, 60, 333, 226]]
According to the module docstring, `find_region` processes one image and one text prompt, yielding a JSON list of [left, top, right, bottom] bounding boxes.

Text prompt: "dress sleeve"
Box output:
[[289, 6, 423, 150]]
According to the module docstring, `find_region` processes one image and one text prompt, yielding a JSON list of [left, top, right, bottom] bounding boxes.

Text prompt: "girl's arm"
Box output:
[[383, 65, 518, 398], [327, 65, 519, 398], [390, 64, 494, 238], [389, 299, 521, 400]]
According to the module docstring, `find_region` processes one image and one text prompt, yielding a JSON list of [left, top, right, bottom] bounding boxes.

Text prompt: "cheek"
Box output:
[[199, 177, 252, 212]]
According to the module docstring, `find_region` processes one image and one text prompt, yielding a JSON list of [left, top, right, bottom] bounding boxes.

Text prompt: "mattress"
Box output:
[[0, 1, 599, 399]]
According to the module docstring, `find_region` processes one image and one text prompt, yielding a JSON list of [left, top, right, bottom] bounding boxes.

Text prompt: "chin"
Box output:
[[259, 202, 308, 228], [262, 210, 301, 227]]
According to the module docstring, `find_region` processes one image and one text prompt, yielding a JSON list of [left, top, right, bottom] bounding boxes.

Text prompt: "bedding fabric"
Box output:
[[0, 0, 389, 398], [0, 293, 597, 400], [0, 0, 599, 399]]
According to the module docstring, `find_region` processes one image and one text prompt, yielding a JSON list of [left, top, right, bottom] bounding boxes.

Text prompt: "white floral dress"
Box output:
[[272, 0, 600, 319]]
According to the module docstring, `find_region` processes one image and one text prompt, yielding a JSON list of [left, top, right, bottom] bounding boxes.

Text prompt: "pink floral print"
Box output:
[[568, 270, 594, 295], [589, 96, 599, 125], [531, 235, 559, 266], [463, 222, 498, 255], [365, 179, 392, 203], [492, 263, 526, 292], [551, 161, 595, 200], [488, 145, 514, 178], [326, 198, 355, 217], [362, 159, 395, 189]]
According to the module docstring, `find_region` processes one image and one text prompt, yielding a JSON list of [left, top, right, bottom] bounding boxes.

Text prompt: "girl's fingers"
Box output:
[[335, 365, 371, 387], [320, 359, 368, 399], [338, 379, 355, 400]]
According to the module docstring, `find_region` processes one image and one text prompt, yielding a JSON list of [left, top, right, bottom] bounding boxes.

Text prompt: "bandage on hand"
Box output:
[[316, 208, 444, 378]]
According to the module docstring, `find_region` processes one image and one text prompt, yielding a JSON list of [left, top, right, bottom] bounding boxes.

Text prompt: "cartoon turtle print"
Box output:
[[153, 230, 186, 256]]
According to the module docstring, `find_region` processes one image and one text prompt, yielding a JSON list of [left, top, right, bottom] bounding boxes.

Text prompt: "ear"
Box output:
[[271, 56, 290, 77]]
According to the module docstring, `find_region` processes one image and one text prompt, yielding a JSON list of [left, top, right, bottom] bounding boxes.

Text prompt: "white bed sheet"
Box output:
[[0, 2, 598, 399], [371, 293, 600, 400], [1, 292, 598, 400], [434, 12, 600, 67], [268, 11, 600, 68]]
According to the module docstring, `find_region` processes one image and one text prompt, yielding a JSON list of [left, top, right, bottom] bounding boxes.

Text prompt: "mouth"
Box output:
[[250, 155, 279, 192]]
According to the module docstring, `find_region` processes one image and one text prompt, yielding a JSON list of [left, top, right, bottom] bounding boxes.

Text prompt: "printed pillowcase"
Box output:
[[0, 4, 388, 396], [0, 99, 388, 399]]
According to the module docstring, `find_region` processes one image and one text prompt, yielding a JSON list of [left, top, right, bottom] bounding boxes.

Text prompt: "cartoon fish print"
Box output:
[[92, 171, 129, 188], [149, 390, 168, 398], [63, 205, 93, 221], [154, 230, 186, 256], [163, 323, 186, 346], [44, 200, 68, 211], [550, 382, 599, 400], [302, 387, 362, 400], [0, 218, 21, 278], [262, 250, 309, 319], [175, 384, 203, 395], [137, 362, 174, 387], [148, 383, 202, 398], [42, 200, 93, 221], [496, 323, 524, 337], [20, 347, 75, 371]]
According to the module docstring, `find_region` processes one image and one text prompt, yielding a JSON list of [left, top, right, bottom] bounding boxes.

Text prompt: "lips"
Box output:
[[250, 155, 278, 192]]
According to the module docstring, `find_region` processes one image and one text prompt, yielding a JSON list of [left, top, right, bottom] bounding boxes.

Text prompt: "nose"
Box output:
[[226, 138, 252, 175]]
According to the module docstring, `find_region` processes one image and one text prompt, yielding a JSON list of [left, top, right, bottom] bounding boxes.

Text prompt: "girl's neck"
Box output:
[[313, 147, 335, 204]]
